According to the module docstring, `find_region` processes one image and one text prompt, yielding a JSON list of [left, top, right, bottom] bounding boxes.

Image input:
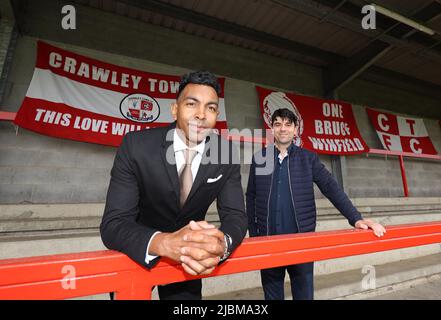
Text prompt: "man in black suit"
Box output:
[[100, 71, 248, 300]]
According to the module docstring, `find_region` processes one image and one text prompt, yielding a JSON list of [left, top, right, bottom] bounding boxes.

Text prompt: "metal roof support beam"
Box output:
[[324, 40, 392, 96], [273, 0, 441, 61], [319, 0, 348, 23], [69, 0, 441, 102], [363, 66, 441, 101], [323, 1, 441, 96], [119, 0, 342, 65]]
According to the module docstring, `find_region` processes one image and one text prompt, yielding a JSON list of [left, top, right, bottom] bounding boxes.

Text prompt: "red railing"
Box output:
[[1, 221, 441, 300], [0, 111, 16, 121]]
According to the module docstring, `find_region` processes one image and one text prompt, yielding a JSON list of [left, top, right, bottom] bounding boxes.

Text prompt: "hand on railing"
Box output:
[[181, 220, 226, 276], [355, 219, 387, 237], [149, 220, 225, 276]]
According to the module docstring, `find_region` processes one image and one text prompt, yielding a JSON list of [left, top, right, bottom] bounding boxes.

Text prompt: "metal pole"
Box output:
[[399, 155, 409, 197]]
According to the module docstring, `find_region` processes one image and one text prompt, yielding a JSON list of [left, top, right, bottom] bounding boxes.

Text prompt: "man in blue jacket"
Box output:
[[246, 108, 386, 300]]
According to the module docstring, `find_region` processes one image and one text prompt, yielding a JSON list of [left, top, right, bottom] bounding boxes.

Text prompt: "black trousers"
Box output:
[[157, 279, 202, 300], [260, 262, 314, 300], [109, 279, 202, 300]]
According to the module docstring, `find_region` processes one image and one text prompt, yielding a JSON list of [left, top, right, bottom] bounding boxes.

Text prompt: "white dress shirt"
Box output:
[[145, 129, 206, 264], [173, 129, 206, 180]]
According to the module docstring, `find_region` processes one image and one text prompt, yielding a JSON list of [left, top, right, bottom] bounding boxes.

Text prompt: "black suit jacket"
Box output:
[[100, 123, 247, 268]]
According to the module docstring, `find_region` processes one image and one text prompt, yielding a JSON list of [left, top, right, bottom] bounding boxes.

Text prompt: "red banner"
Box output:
[[366, 108, 438, 155], [256, 86, 369, 155], [14, 41, 227, 146]]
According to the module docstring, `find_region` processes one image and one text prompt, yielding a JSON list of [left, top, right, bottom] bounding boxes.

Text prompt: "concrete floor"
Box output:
[[367, 278, 441, 300]]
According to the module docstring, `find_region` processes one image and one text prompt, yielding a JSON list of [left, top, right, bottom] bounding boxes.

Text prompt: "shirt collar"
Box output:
[[173, 129, 206, 155], [275, 142, 294, 154], [275, 142, 294, 162]]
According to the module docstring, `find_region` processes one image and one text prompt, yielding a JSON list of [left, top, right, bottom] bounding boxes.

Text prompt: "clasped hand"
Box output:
[[152, 220, 225, 276]]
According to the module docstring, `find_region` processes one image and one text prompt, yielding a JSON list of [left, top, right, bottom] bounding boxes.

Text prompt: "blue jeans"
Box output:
[[260, 262, 314, 300]]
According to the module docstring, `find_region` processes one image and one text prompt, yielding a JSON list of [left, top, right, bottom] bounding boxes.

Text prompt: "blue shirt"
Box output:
[[269, 144, 298, 235]]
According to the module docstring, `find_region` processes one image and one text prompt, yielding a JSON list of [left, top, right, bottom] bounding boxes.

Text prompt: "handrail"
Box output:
[[1, 221, 441, 300], [0, 111, 16, 121], [368, 148, 441, 161]]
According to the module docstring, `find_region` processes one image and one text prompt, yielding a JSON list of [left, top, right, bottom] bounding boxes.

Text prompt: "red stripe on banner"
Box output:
[[13, 97, 227, 147], [256, 86, 369, 155], [366, 107, 399, 135], [35, 41, 225, 98], [400, 136, 438, 155]]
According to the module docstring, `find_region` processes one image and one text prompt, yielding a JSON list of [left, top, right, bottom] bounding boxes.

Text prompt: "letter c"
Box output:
[[378, 114, 390, 132]]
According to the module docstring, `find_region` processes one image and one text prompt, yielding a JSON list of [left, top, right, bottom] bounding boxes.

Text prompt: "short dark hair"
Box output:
[[177, 70, 221, 98], [271, 108, 298, 126]]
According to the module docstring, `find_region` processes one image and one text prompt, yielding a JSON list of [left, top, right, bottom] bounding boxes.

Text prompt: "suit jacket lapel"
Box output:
[[160, 124, 180, 208]]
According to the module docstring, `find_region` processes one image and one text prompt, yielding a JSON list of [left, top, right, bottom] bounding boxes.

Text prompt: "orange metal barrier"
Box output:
[[1, 221, 441, 300], [0, 111, 16, 121]]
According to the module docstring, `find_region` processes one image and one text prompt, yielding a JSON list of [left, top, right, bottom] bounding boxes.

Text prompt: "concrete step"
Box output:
[[210, 197, 441, 223], [2, 198, 441, 219], [0, 203, 220, 232], [0, 230, 105, 259], [1, 202, 440, 273], [335, 253, 441, 300], [365, 274, 441, 300], [205, 253, 441, 300], [1, 208, 439, 233], [0, 203, 104, 232], [0, 217, 102, 232], [0, 203, 105, 219], [316, 210, 441, 232], [1, 198, 440, 232], [316, 197, 441, 217]]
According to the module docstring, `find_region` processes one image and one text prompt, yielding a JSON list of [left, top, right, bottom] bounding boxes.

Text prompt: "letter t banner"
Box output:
[[366, 107, 438, 155]]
